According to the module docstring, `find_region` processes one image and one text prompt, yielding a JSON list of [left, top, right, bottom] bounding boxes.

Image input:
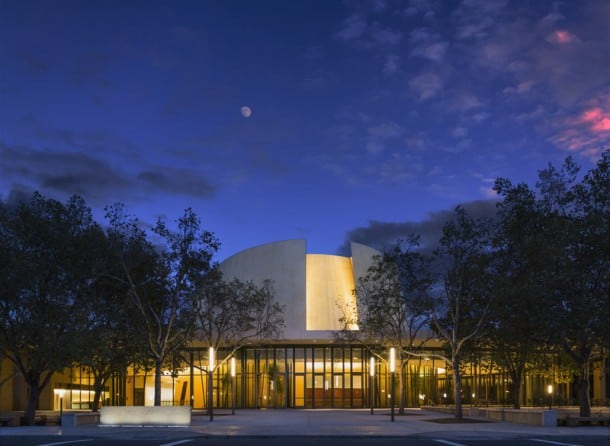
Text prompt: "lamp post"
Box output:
[[547, 384, 553, 410], [231, 356, 236, 415], [369, 356, 375, 415], [58, 389, 65, 426], [208, 347, 214, 422], [389, 347, 395, 422]]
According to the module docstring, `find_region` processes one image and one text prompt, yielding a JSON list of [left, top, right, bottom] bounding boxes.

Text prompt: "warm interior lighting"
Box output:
[[547, 384, 553, 395], [437, 367, 446, 374], [230, 357, 236, 378], [369, 357, 375, 377], [389, 348, 395, 373], [306, 254, 358, 330], [54, 389, 66, 397]]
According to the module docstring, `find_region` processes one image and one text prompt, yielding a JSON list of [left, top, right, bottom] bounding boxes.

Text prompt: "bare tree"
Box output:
[[195, 276, 285, 365], [340, 237, 434, 413], [432, 206, 493, 419], [106, 205, 219, 406]]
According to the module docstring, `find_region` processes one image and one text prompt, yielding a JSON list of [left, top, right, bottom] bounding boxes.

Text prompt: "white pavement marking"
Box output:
[[434, 440, 468, 446], [531, 440, 583, 446], [38, 440, 93, 446], [160, 440, 193, 446]]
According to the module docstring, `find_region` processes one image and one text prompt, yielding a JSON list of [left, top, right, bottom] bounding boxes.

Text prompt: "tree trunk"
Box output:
[[23, 371, 52, 426], [577, 358, 591, 417], [23, 383, 41, 426], [510, 367, 523, 409], [452, 354, 463, 419], [154, 359, 163, 406], [91, 377, 106, 412]]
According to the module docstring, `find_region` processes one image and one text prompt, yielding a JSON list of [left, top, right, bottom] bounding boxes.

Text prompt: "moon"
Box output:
[[240, 106, 252, 118]]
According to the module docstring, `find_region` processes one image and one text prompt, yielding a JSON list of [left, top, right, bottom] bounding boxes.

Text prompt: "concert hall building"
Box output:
[[1, 240, 607, 412]]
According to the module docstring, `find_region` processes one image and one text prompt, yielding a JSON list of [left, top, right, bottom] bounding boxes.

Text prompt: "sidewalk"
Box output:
[[1, 409, 609, 440]]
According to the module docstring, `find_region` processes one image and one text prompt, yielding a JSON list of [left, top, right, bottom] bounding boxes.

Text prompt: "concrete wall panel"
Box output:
[[219, 239, 307, 339]]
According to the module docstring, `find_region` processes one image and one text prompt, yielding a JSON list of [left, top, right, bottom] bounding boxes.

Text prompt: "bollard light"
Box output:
[[369, 357, 375, 415], [389, 348, 395, 422], [58, 389, 65, 426], [208, 347, 215, 421], [231, 356, 236, 415], [209, 347, 215, 371]]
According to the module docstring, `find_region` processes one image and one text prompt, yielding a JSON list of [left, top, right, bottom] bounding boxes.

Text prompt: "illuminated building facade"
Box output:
[[0, 240, 608, 412]]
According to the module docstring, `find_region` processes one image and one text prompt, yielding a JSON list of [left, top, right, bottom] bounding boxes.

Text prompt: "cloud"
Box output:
[[549, 92, 610, 158], [579, 107, 610, 132], [411, 41, 448, 63], [0, 140, 217, 207], [409, 28, 448, 63], [369, 22, 403, 45], [366, 122, 403, 154], [503, 80, 535, 95], [515, 104, 545, 122], [335, 13, 402, 47], [453, 0, 507, 39], [0, 142, 130, 204], [338, 199, 498, 255], [374, 152, 424, 184], [409, 72, 443, 100], [383, 54, 400, 75], [336, 14, 367, 41], [18, 53, 50, 76], [452, 127, 468, 138], [546, 30, 579, 45], [537, 5, 564, 29], [472, 112, 490, 122], [137, 169, 215, 197], [448, 92, 484, 112]]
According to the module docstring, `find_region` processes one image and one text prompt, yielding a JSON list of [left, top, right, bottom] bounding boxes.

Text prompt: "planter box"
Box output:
[[485, 408, 556, 427], [100, 406, 191, 426], [61, 412, 101, 426]]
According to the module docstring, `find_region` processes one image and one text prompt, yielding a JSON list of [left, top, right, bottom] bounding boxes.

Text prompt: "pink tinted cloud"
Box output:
[[546, 29, 579, 44], [580, 107, 610, 132], [550, 94, 610, 158]]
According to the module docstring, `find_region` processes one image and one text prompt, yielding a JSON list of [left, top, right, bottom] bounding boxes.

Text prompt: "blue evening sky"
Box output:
[[1, 0, 608, 260]]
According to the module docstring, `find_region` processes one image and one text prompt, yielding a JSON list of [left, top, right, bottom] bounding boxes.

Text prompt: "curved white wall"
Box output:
[[219, 240, 380, 341]]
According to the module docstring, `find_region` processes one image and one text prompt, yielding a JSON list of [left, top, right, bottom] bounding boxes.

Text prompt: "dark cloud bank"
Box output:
[[338, 199, 498, 256]]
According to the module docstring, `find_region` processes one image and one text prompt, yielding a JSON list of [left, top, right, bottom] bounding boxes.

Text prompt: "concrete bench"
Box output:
[[485, 408, 557, 427], [566, 416, 610, 426], [100, 406, 191, 426], [61, 412, 101, 426], [0, 415, 19, 427], [44, 414, 61, 425]]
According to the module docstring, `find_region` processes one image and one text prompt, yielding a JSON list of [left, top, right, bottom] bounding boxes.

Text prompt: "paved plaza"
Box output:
[[1, 408, 609, 441]]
